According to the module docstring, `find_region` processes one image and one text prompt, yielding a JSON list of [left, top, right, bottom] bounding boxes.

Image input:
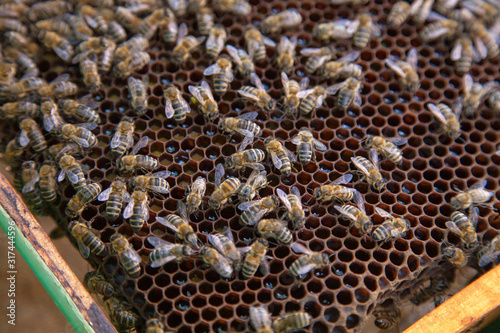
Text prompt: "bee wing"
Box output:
[[299, 77, 310, 90], [316, 95, 325, 108], [123, 248, 142, 265], [193, 177, 207, 196], [375, 207, 392, 218], [385, 58, 406, 78], [150, 185, 170, 194], [291, 186, 301, 199], [354, 92, 362, 107], [152, 170, 171, 179], [451, 41, 463, 61], [354, 191, 366, 214], [237, 111, 258, 121], [331, 174, 353, 185], [156, 216, 179, 232], [22, 174, 40, 193], [238, 199, 262, 211], [470, 206, 479, 227], [262, 35, 276, 47], [201, 80, 215, 100], [123, 200, 134, 219], [110, 132, 122, 149], [179, 95, 191, 113], [123, 192, 131, 203], [285, 147, 297, 162], [188, 85, 202, 103], [52, 74, 71, 84], [369, 149, 380, 171], [66, 170, 81, 184], [281, 72, 290, 96], [177, 201, 189, 221], [57, 169, 66, 182], [291, 242, 313, 255], [259, 256, 270, 275], [18, 130, 29, 147], [250, 306, 272, 330], [312, 138, 328, 151], [277, 188, 292, 211], [470, 179, 487, 190], [290, 134, 302, 145], [43, 114, 55, 132], [445, 221, 462, 236], [205, 31, 217, 49], [165, 98, 175, 118], [388, 137, 407, 146], [250, 73, 266, 92], [337, 51, 360, 63], [214, 163, 224, 188], [334, 205, 357, 221], [296, 88, 315, 98], [226, 45, 242, 66], [371, 23, 382, 37], [479, 250, 500, 267], [247, 40, 259, 59], [427, 103, 447, 125], [326, 81, 346, 95], [78, 241, 91, 259], [97, 187, 112, 201], [239, 134, 253, 152], [277, 36, 290, 54], [131, 136, 149, 155], [203, 62, 221, 76], [147, 236, 175, 249], [150, 255, 177, 268], [300, 47, 322, 56], [238, 89, 260, 101], [269, 150, 283, 169], [177, 22, 188, 41], [352, 156, 370, 176], [76, 122, 98, 130], [473, 37, 488, 60], [407, 48, 418, 70], [208, 234, 226, 255]]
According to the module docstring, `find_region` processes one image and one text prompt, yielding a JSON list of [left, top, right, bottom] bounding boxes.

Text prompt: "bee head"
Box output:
[[449, 196, 462, 211], [65, 208, 78, 219]]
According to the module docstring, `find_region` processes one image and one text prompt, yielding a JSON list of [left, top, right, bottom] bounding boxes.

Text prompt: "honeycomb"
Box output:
[[1, 0, 500, 332]]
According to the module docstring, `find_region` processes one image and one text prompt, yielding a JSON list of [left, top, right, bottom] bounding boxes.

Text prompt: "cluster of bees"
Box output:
[[0, 0, 500, 331]]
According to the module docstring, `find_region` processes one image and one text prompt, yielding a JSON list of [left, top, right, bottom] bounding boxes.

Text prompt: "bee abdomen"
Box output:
[[82, 233, 108, 256], [298, 142, 313, 164], [299, 95, 315, 114], [213, 73, 229, 95], [241, 255, 259, 279]]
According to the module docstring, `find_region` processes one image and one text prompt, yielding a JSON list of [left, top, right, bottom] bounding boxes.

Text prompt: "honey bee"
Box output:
[[203, 57, 234, 96], [441, 244, 468, 267], [68, 221, 108, 258], [213, 0, 251, 16], [164, 83, 190, 124], [208, 231, 247, 267], [110, 233, 142, 277], [281, 72, 309, 119], [168, 0, 187, 17], [3, 138, 25, 168], [205, 25, 226, 59], [446, 208, 479, 249], [277, 187, 306, 230], [79, 4, 108, 35], [4, 31, 39, 59], [209, 163, 241, 210], [327, 77, 362, 111], [114, 51, 151, 78], [185, 176, 207, 215], [250, 305, 273, 332], [427, 102, 461, 140], [468, 20, 499, 59], [27, 1, 72, 21], [130, 171, 171, 195], [387, 1, 410, 27], [0, 18, 27, 34], [385, 48, 420, 92], [373, 303, 401, 330], [363, 135, 407, 165], [256, 219, 293, 244], [273, 311, 312, 333], [137, 8, 166, 40], [372, 207, 410, 242], [173, 23, 205, 63], [419, 12, 461, 42], [0, 101, 40, 120], [189, 80, 219, 122], [350, 12, 382, 48], [147, 237, 196, 267], [313, 20, 355, 41], [244, 28, 276, 63], [0, 2, 29, 18], [241, 238, 269, 279], [111, 117, 135, 157], [58, 123, 98, 149], [275, 36, 297, 74], [38, 162, 58, 203], [65, 13, 93, 41], [102, 10, 126, 43], [409, 0, 434, 23], [58, 155, 87, 190], [300, 46, 335, 74], [98, 177, 131, 221], [49, 143, 83, 162], [114, 6, 142, 32], [114, 35, 148, 62], [261, 9, 302, 35], [84, 271, 114, 297], [195, 7, 213, 36], [487, 90, 500, 115], [79, 56, 101, 93], [462, 0, 498, 25], [66, 183, 102, 218], [3, 47, 38, 79], [451, 36, 476, 75], [218, 111, 262, 139], [38, 30, 74, 62], [290, 129, 327, 164], [225, 136, 265, 171], [0, 59, 16, 88], [158, 9, 177, 44], [289, 242, 329, 278], [18, 161, 44, 212], [39, 74, 78, 99], [238, 169, 267, 203], [410, 276, 451, 306], [451, 179, 494, 211], [52, 14, 83, 38], [123, 188, 149, 232], [335, 202, 372, 236], [145, 318, 166, 333], [199, 245, 233, 278], [58, 96, 100, 124], [239, 195, 280, 226], [104, 296, 142, 330], [156, 201, 200, 248], [265, 137, 297, 176], [478, 235, 500, 267], [459, 74, 497, 117], [352, 149, 386, 191], [226, 44, 255, 78], [126, 76, 148, 116], [322, 51, 362, 79], [18, 118, 47, 153], [312, 174, 358, 204], [0, 77, 46, 100], [117, 137, 159, 173]]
